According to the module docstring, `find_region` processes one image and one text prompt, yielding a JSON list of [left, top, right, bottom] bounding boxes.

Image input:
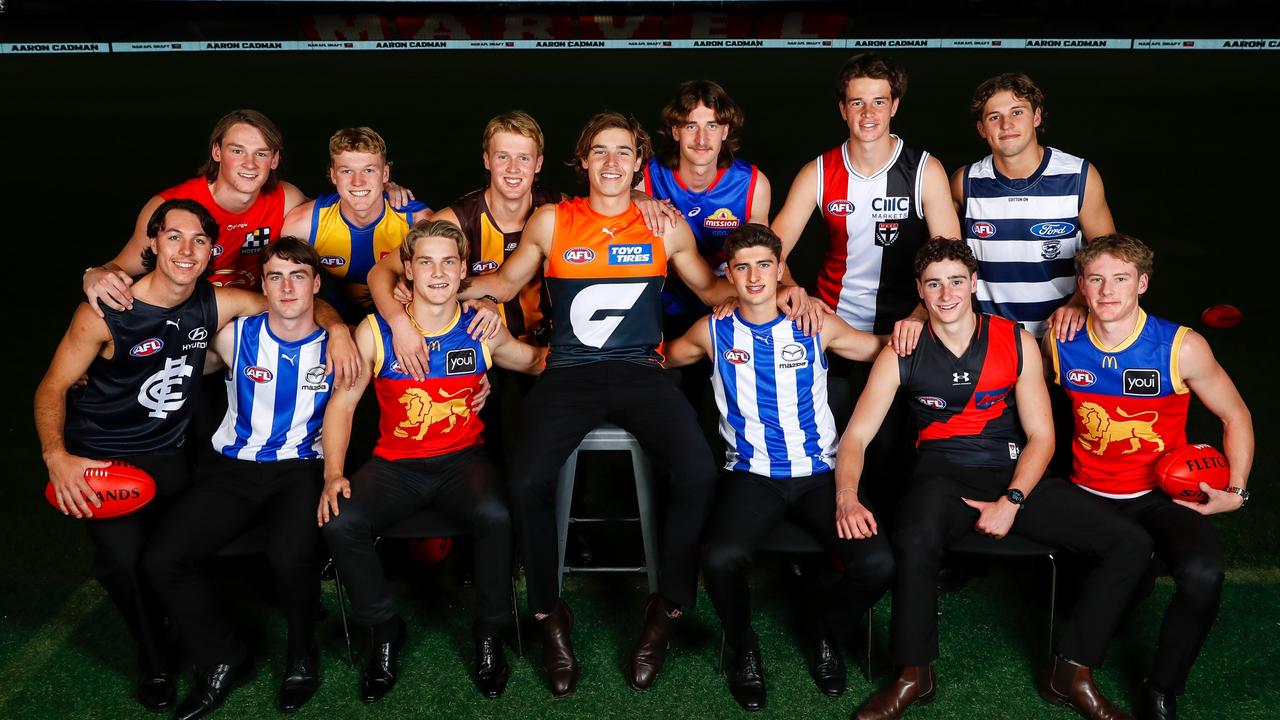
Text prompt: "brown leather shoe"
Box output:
[[627, 593, 675, 690], [854, 665, 936, 720], [538, 601, 578, 698], [1039, 655, 1133, 720]]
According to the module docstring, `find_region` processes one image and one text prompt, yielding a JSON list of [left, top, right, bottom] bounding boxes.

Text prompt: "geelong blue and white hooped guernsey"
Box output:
[[211, 312, 332, 461], [961, 147, 1089, 338], [709, 312, 838, 479]]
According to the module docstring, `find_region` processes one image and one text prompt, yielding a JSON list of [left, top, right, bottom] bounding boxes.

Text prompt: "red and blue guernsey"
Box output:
[[212, 312, 331, 461], [643, 158, 758, 316], [367, 305, 491, 461], [900, 313, 1024, 467], [1052, 309, 1190, 497]]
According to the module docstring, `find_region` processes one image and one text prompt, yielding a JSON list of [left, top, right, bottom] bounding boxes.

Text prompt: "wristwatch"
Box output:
[[1226, 486, 1250, 507], [482, 294, 500, 305], [1005, 488, 1026, 507]]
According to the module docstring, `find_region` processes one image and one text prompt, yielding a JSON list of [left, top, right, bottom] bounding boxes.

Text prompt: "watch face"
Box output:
[[1007, 489, 1025, 505]]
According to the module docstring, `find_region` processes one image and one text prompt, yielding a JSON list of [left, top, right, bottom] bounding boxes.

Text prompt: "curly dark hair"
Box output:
[[913, 237, 977, 279]]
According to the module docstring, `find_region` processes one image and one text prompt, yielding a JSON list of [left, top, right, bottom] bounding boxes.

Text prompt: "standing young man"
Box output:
[[1048, 234, 1253, 720], [954, 73, 1116, 340], [664, 224, 892, 711], [841, 239, 1150, 720], [36, 200, 356, 711], [319, 220, 546, 703]]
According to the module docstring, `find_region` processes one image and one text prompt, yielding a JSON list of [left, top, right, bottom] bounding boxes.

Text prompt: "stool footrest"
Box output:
[[568, 517, 641, 524], [563, 565, 647, 574]]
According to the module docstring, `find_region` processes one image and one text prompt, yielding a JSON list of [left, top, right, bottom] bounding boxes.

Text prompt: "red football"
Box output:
[[44, 461, 156, 519], [1154, 444, 1230, 503], [1200, 304, 1242, 329], [408, 537, 453, 565]]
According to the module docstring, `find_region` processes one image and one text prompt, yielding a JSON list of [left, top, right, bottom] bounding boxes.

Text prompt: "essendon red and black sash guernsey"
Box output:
[[899, 313, 1024, 467]]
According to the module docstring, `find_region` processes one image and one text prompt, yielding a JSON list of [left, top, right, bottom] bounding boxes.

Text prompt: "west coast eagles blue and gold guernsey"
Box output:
[[367, 306, 491, 461], [643, 158, 758, 316], [310, 192, 430, 321], [709, 312, 838, 479], [1052, 310, 1190, 497], [544, 197, 667, 368]]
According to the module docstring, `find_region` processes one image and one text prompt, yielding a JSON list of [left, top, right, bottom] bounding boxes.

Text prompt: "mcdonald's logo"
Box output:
[[1102, 356, 1118, 369]]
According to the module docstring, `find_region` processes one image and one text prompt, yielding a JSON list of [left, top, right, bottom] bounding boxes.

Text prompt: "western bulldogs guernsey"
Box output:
[[309, 192, 430, 321], [1052, 310, 1190, 497], [66, 281, 219, 457], [816, 138, 928, 335], [961, 148, 1088, 338], [211, 313, 331, 462], [901, 313, 1024, 467], [644, 158, 757, 316], [160, 177, 286, 289], [368, 306, 491, 460], [544, 198, 667, 368], [710, 312, 837, 479]]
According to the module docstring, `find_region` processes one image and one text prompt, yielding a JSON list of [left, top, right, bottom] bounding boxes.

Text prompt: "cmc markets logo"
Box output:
[[1067, 369, 1097, 387], [130, 338, 164, 357], [722, 348, 750, 364], [826, 200, 855, 217], [244, 366, 274, 383], [563, 247, 595, 264], [971, 222, 996, 239], [1031, 222, 1076, 239]]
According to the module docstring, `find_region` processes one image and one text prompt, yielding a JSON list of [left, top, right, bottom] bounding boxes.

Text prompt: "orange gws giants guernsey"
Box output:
[[1051, 309, 1191, 497], [544, 197, 667, 368]]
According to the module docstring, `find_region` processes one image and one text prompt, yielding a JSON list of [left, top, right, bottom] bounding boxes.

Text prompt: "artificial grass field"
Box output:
[[2, 46, 1277, 718]]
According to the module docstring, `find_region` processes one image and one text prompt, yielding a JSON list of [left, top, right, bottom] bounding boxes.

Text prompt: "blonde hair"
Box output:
[[482, 111, 545, 156], [328, 126, 387, 164], [1075, 233, 1154, 278]]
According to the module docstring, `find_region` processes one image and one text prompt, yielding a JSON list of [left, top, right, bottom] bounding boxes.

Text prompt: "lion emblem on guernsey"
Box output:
[[1075, 402, 1164, 456], [394, 387, 474, 441]]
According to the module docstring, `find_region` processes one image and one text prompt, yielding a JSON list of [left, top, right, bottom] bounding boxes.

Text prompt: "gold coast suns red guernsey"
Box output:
[[366, 306, 491, 460], [544, 197, 666, 368], [901, 313, 1024, 466], [1051, 310, 1191, 497], [160, 177, 286, 288]]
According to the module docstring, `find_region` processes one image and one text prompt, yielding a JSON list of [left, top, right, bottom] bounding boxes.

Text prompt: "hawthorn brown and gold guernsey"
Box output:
[[543, 197, 667, 368]]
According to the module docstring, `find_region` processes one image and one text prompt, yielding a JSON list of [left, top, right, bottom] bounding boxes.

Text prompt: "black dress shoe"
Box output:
[[1138, 679, 1177, 720], [474, 635, 510, 698], [174, 657, 256, 720], [278, 646, 320, 714], [360, 618, 405, 703], [727, 646, 766, 711], [135, 672, 175, 712], [810, 632, 847, 697]]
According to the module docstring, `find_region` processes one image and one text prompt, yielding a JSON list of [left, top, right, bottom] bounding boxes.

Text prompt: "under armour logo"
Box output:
[[953, 371, 971, 383], [165, 319, 180, 328], [138, 356, 193, 418], [601, 227, 617, 239], [281, 353, 298, 366]]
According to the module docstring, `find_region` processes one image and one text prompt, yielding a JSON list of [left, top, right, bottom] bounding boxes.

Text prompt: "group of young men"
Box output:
[[36, 52, 1253, 720]]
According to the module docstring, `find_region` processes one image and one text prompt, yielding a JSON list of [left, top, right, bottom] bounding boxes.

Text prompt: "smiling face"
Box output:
[[726, 244, 782, 310], [916, 259, 977, 324], [582, 126, 643, 198], [149, 208, 213, 287], [1078, 252, 1148, 324], [484, 131, 543, 202], [210, 122, 279, 195], [329, 150, 389, 215], [404, 233, 465, 306], [839, 77, 899, 144], [977, 89, 1042, 159]]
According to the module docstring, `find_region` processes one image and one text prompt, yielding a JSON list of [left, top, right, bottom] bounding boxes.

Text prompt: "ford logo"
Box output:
[[1030, 222, 1076, 239]]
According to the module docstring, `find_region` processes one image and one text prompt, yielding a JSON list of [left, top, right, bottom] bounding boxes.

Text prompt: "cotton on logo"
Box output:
[[568, 283, 646, 348]]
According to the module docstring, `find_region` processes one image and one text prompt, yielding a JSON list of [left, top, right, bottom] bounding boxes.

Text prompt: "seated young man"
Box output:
[[1047, 233, 1253, 720], [318, 219, 546, 703], [840, 238, 1152, 720], [663, 224, 892, 711]]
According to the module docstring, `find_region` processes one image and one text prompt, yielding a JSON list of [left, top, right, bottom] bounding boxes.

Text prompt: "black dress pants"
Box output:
[[509, 361, 716, 615], [889, 454, 1153, 668], [702, 470, 894, 651], [144, 454, 323, 668]]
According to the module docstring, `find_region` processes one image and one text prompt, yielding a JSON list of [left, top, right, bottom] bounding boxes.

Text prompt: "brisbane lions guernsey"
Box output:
[[900, 313, 1024, 467], [66, 281, 219, 457], [212, 312, 331, 462], [160, 177, 286, 289], [644, 158, 758, 316], [709, 312, 838, 479], [367, 306, 491, 460], [1052, 310, 1190, 497], [544, 197, 666, 368], [816, 138, 928, 335], [452, 186, 560, 342]]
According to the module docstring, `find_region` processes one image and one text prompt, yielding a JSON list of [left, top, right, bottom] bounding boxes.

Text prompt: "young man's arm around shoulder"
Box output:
[[663, 316, 713, 369], [83, 195, 166, 314], [821, 314, 887, 363]]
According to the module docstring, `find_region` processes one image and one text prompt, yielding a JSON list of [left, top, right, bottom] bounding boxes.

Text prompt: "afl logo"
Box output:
[[211, 244, 225, 257], [390, 360, 404, 374], [244, 366, 274, 383], [826, 200, 855, 217], [563, 247, 595, 264], [130, 338, 164, 357], [1067, 369, 1097, 387], [971, 222, 996, 239], [723, 348, 750, 364], [471, 260, 499, 273], [320, 256, 346, 268], [1031, 222, 1076, 239], [916, 396, 947, 410]]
